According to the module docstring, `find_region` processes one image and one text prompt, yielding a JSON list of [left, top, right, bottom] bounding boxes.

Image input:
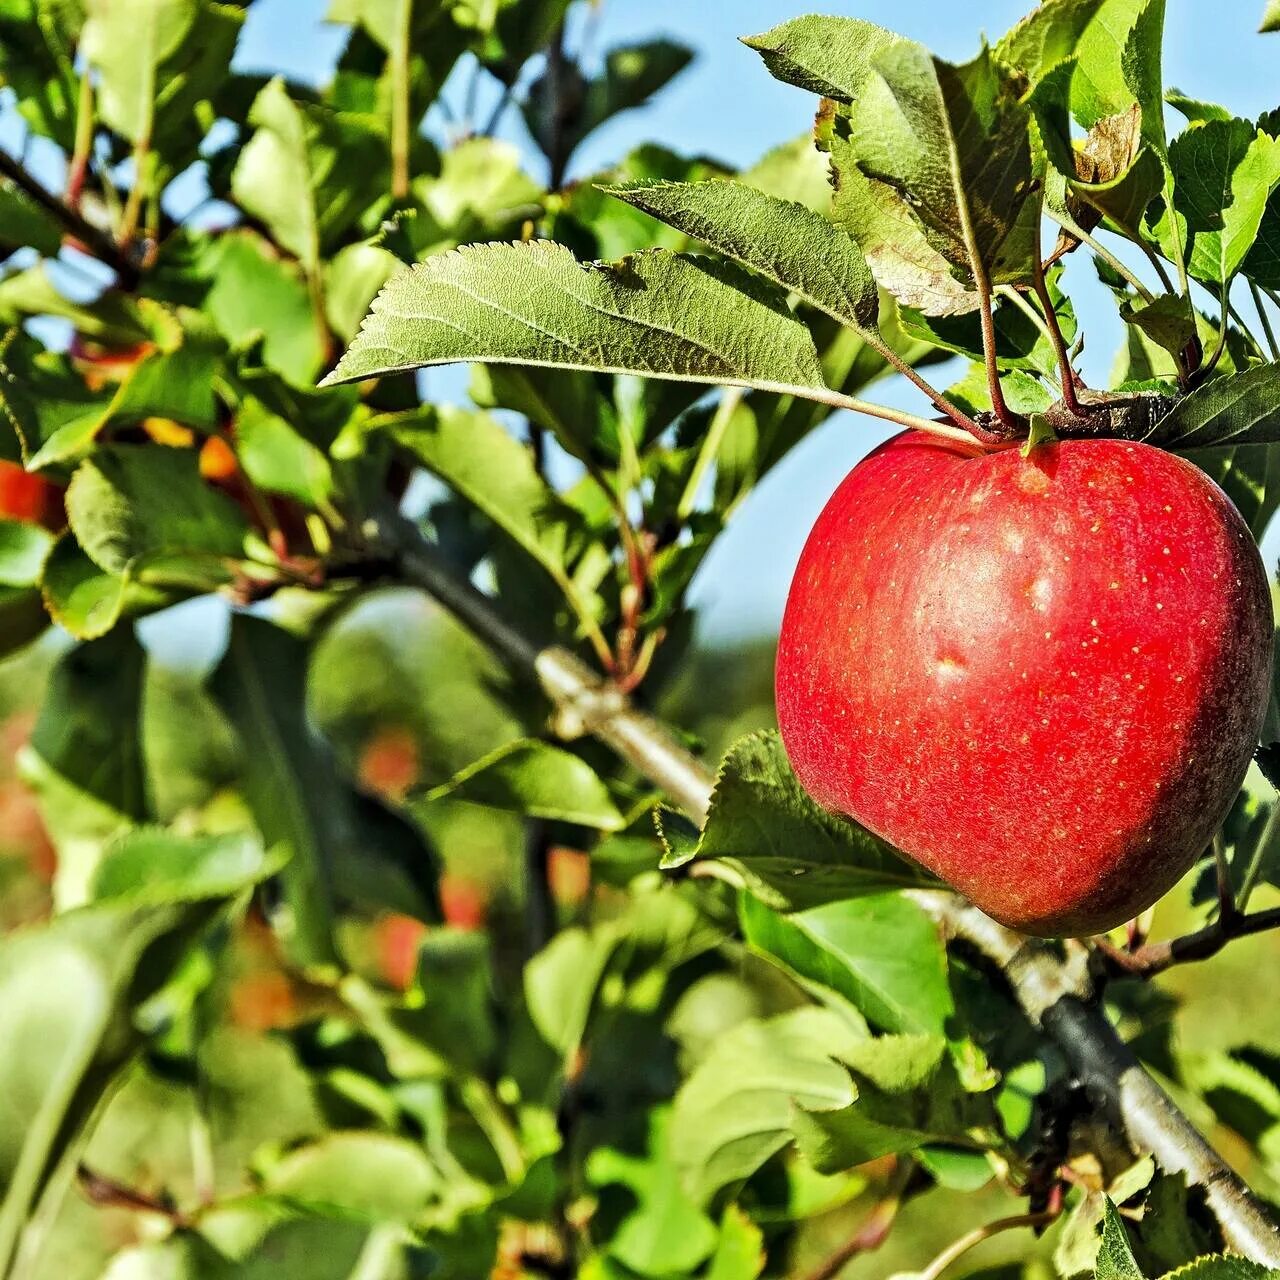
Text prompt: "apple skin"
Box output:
[[776, 432, 1274, 937]]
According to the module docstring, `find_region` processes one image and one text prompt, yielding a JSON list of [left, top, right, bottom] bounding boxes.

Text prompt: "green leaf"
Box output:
[[586, 1108, 718, 1276], [89, 827, 285, 904], [1159, 1261, 1276, 1278], [425, 738, 625, 830], [321, 242, 828, 400], [261, 1132, 439, 1220], [1166, 91, 1232, 125], [1153, 119, 1280, 284], [41, 535, 172, 641], [84, 0, 243, 161], [1072, 0, 1167, 154], [19, 629, 148, 905], [658, 731, 928, 909], [740, 893, 952, 1036], [900, 277, 1078, 376], [231, 77, 387, 276], [205, 230, 327, 386], [235, 393, 335, 507], [792, 1035, 991, 1170], [82, 0, 198, 144], [705, 1205, 766, 1280], [602, 179, 880, 333], [385, 404, 602, 629], [669, 1008, 862, 1205], [1122, 295, 1196, 360], [1265, 0, 1280, 32], [849, 43, 1039, 288], [210, 616, 339, 968], [65, 446, 249, 585], [995, 0, 1108, 82], [0, 182, 63, 258], [1096, 1199, 1145, 1280], [826, 126, 978, 316], [1144, 364, 1280, 448], [741, 16, 902, 102]]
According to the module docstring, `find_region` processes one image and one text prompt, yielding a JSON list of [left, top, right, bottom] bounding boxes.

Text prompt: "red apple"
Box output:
[[776, 432, 1273, 937]]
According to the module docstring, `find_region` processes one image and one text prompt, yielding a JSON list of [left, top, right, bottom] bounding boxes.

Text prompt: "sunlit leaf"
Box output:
[[322, 241, 829, 400]]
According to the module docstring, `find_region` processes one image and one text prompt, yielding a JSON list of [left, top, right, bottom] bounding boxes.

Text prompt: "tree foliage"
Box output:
[[1, 2, 1280, 1278]]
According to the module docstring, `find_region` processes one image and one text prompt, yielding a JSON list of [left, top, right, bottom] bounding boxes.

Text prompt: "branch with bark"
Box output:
[[372, 509, 1280, 1267]]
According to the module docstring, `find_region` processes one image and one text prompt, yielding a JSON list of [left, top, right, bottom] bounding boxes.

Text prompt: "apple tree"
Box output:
[[5, 1, 1280, 1278]]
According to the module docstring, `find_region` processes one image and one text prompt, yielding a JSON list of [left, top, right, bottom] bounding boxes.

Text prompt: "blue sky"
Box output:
[[20, 1, 1280, 650]]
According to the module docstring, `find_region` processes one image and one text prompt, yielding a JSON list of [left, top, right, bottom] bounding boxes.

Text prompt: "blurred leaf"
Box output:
[[0, 847, 279, 1275], [0, 331, 110, 469], [602, 179, 880, 334], [0, 0, 80, 148], [419, 138, 543, 243], [792, 1034, 992, 1171], [742, 16, 901, 102], [231, 77, 387, 275], [705, 1205, 766, 1280], [426, 738, 625, 830], [587, 1107, 718, 1275], [0, 267, 154, 346], [205, 230, 326, 386], [386, 403, 603, 628], [669, 1008, 862, 1205], [89, 827, 284, 904], [524, 924, 620, 1056], [66, 446, 249, 586], [83, 0, 243, 162], [0, 183, 62, 259], [468, 363, 607, 464], [261, 1132, 439, 1219], [525, 40, 693, 166], [42, 535, 173, 640], [322, 242, 829, 402], [20, 629, 148, 905], [659, 731, 928, 910], [210, 615, 339, 968], [1265, 1, 1280, 31], [739, 134, 833, 214], [0, 518, 52, 653], [740, 894, 951, 1037], [235, 393, 335, 507], [324, 242, 403, 343]]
